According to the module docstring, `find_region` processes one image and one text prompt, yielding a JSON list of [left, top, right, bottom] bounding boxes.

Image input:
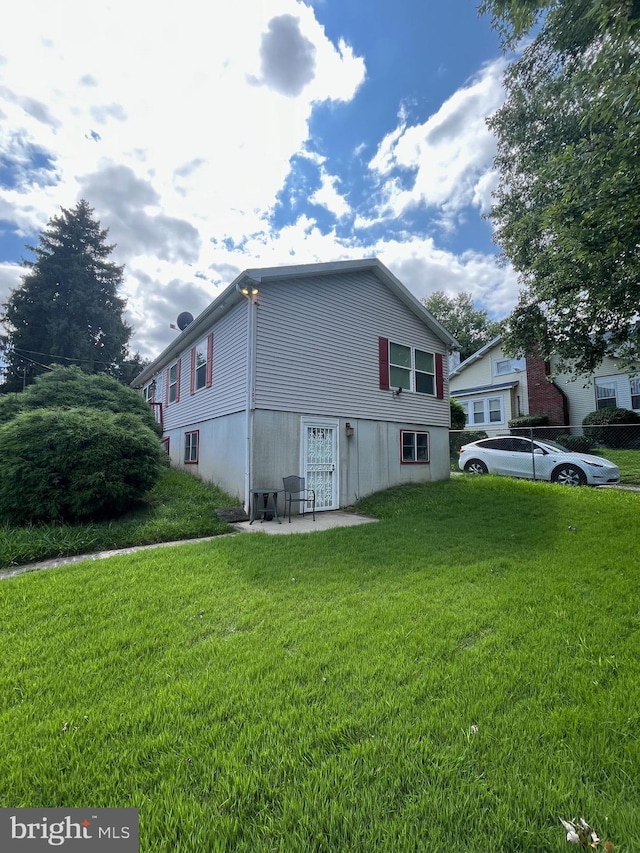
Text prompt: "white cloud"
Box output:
[[368, 58, 507, 220], [0, 2, 517, 363], [309, 169, 351, 219], [0, 0, 366, 355]]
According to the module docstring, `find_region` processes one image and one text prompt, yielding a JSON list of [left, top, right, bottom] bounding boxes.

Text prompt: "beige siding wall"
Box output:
[[551, 354, 639, 426], [450, 343, 528, 433]]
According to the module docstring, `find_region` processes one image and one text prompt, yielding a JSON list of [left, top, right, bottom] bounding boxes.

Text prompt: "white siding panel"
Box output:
[[164, 411, 246, 501], [254, 271, 450, 427], [162, 303, 248, 432]]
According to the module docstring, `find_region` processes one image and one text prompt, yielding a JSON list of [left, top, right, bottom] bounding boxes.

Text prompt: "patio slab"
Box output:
[[232, 510, 377, 535]]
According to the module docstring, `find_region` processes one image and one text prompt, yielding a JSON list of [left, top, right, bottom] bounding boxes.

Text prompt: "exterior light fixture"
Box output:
[[237, 281, 259, 298], [345, 422, 355, 437]]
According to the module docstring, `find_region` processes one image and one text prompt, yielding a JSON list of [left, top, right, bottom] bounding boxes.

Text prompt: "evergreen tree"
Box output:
[[1, 200, 132, 391]]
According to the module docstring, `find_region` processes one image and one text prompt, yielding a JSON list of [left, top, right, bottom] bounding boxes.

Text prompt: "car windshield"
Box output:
[[535, 439, 570, 453]]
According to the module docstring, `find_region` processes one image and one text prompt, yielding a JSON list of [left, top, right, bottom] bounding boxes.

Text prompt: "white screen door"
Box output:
[[302, 419, 339, 511]]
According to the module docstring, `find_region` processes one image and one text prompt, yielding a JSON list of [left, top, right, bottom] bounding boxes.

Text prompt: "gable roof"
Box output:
[[449, 335, 504, 379], [133, 258, 460, 386]]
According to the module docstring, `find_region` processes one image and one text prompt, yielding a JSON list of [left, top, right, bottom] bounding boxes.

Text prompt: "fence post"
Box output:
[[530, 426, 537, 481]]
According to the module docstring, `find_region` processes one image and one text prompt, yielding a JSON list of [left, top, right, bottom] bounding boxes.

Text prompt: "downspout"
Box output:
[[237, 279, 259, 513]]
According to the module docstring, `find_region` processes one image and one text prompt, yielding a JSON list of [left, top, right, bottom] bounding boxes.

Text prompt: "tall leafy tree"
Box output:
[[481, 0, 640, 375], [1, 200, 132, 391], [423, 291, 503, 362]]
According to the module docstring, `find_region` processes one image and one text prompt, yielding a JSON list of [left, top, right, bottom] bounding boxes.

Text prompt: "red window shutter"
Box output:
[[190, 348, 196, 395], [206, 333, 213, 388], [164, 368, 170, 406], [435, 353, 444, 399], [378, 337, 390, 390], [175, 359, 181, 403]]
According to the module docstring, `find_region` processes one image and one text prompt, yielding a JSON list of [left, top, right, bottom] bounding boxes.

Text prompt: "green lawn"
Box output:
[[592, 448, 640, 484], [1, 477, 639, 851], [0, 468, 234, 570]]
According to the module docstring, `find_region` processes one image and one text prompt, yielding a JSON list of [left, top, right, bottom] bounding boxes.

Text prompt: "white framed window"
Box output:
[[142, 383, 154, 402], [595, 379, 617, 410], [630, 378, 640, 411], [169, 362, 179, 404], [184, 430, 199, 464], [400, 430, 430, 463], [194, 340, 207, 391], [494, 357, 525, 376], [389, 342, 435, 395], [459, 395, 504, 426]]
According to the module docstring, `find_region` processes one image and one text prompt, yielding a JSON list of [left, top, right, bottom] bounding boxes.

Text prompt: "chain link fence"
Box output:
[[450, 424, 640, 485]]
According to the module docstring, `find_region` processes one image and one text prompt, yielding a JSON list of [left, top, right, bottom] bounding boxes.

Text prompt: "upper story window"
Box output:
[[142, 383, 154, 402], [194, 339, 207, 391], [190, 333, 213, 394], [168, 362, 179, 404], [494, 357, 526, 376], [389, 342, 435, 395]]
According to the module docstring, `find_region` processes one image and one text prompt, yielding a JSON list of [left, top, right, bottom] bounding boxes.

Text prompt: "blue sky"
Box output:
[[0, 0, 517, 358]]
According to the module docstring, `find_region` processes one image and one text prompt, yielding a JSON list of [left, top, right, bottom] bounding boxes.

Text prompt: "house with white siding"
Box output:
[[450, 335, 639, 433], [133, 259, 459, 513]]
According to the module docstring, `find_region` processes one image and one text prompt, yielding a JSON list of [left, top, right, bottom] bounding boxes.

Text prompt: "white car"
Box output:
[[458, 436, 620, 486]]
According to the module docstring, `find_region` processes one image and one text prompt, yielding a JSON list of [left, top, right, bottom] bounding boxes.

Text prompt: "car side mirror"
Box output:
[[533, 448, 544, 455]]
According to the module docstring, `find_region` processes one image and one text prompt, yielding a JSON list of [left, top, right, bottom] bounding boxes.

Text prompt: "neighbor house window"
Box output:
[[184, 430, 199, 464], [389, 342, 435, 394], [494, 357, 525, 376], [161, 437, 170, 454], [595, 379, 617, 410], [401, 430, 430, 463], [143, 383, 155, 402], [630, 378, 640, 410], [458, 395, 504, 426]]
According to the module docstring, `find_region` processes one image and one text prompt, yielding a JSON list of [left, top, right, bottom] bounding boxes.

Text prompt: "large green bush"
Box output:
[[450, 398, 467, 430], [556, 434, 595, 453], [449, 429, 489, 461], [582, 407, 640, 448], [0, 408, 166, 524], [0, 366, 161, 435]]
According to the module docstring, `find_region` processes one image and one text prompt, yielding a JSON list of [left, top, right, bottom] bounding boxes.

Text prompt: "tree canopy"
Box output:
[[0, 365, 162, 435], [423, 291, 503, 362], [1, 200, 133, 391], [482, 0, 640, 375]]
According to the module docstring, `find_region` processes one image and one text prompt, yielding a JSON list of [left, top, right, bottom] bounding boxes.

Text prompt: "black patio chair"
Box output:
[[282, 475, 316, 523]]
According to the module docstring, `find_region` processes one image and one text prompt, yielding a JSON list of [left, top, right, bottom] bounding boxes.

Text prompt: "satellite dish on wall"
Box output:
[[176, 311, 194, 331]]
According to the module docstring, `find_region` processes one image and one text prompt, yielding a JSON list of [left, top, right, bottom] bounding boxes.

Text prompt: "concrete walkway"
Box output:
[[0, 510, 377, 580], [232, 509, 377, 535]]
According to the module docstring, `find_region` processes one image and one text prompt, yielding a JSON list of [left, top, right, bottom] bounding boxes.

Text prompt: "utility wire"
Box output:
[[11, 347, 116, 368]]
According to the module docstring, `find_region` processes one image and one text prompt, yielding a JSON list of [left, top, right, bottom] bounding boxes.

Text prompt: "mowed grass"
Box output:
[[593, 448, 640, 484], [0, 468, 234, 569], [1, 477, 639, 852]]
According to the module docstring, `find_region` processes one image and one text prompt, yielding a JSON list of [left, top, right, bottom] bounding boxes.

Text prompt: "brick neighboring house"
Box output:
[[450, 335, 640, 433], [449, 336, 568, 433]]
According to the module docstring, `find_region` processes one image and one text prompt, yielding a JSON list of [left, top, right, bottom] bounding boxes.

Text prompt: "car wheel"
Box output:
[[552, 464, 586, 486], [464, 459, 488, 475]]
